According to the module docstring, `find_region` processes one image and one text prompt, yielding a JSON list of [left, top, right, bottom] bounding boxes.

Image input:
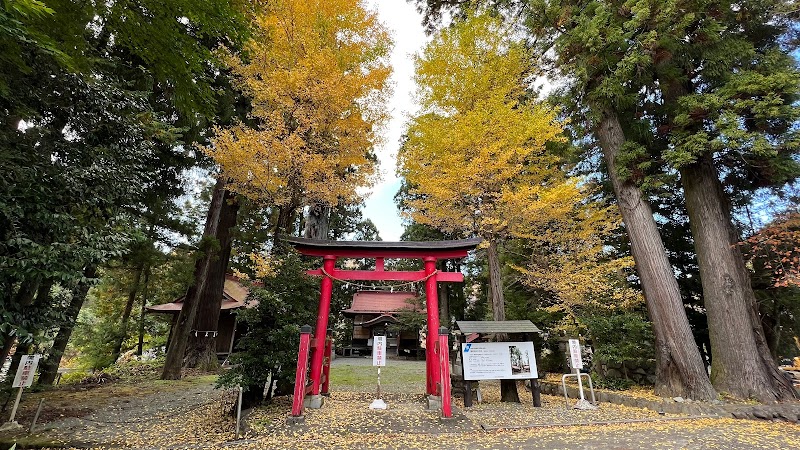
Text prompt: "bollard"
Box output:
[[290, 325, 313, 421], [438, 327, 452, 418], [28, 399, 44, 434]]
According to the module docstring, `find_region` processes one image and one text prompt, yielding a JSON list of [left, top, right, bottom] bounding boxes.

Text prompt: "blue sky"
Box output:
[[361, 1, 428, 241]]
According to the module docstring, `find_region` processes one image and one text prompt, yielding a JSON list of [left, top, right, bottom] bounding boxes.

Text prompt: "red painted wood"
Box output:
[[306, 269, 463, 282], [438, 330, 452, 418], [310, 256, 336, 396], [322, 334, 333, 395], [424, 257, 440, 395], [291, 328, 312, 417], [376, 257, 385, 271], [293, 248, 470, 259]]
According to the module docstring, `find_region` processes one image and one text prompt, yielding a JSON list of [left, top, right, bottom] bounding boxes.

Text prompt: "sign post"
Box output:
[[567, 339, 596, 410], [369, 335, 387, 410], [1, 354, 40, 430]]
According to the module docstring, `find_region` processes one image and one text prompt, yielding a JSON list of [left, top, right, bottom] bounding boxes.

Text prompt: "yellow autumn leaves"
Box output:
[[202, 0, 391, 207], [398, 11, 641, 317], [203, 4, 640, 318]]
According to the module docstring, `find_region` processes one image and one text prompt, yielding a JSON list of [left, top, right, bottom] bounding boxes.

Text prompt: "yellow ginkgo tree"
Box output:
[[400, 11, 568, 322], [203, 0, 392, 238], [399, 10, 636, 399]]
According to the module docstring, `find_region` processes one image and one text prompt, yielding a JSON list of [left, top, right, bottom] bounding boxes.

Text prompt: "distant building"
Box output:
[[146, 275, 257, 357], [341, 291, 424, 357]]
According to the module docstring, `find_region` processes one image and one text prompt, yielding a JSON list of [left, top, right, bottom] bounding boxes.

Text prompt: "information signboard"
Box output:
[[12, 354, 40, 388], [372, 336, 386, 367], [462, 342, 537, 380], [568, 339, 583, 370]]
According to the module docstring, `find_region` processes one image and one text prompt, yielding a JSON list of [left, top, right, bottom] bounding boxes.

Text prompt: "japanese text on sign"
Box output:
[[462, 342, 538, 380], [568, 339, 583, 370], [372, 335, 386, 367], [12, 354, 41, 388]]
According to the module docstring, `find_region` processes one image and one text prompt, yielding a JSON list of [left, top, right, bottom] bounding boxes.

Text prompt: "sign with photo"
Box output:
[[462, 342, 537, 380]]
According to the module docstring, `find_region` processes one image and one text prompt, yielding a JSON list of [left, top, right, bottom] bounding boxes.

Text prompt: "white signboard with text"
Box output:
[[12, 354, 41, 388], [462, 342, 537, 380], [372, 335, 386, 367], [568, 339, 583, 370]]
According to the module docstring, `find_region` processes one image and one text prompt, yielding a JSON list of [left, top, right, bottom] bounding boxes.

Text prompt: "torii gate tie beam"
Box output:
[[282, 236, 481, 420]]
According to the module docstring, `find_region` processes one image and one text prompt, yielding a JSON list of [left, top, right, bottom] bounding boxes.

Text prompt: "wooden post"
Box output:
[[29, 398, 44, 434], [8, 387, 23, 423], [438, 327, 452, 418], [290, 325, 313, 419], [235, 386, 243, 439], [531, 379, 541, 407]]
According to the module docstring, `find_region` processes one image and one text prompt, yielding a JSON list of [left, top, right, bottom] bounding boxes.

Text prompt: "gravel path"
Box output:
[[2, 360, 798, 449]]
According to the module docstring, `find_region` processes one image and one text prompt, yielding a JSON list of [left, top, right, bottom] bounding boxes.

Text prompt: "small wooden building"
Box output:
[[146, 275, 257, 357], [341, 291, 424, 357]]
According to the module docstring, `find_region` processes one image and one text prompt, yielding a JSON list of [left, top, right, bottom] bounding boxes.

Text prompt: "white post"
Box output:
[[575, 367, 586, 401], [235, 386, 243, 439], [8, 387, 23, 423], [377, 367, 382, 399]]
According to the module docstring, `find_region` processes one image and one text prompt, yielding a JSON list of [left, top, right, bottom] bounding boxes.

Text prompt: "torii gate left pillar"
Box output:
[[283, 236, 481, 417]]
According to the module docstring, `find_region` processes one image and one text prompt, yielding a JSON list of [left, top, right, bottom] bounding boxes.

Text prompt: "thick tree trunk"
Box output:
[[137, 266, 152, 356], [438, 281, 449, 327], [486, 239, 520, 402], [111, 264, 144, 362], [161, 178, 226, 380], [303, 204, 330, 240], [185, 189, 239, 370], [38, 266, 97, 385], [486, 240, 505, 323], [596, 110, 716, 400], [680, 153, 796, 401], [273, 200, 299, 249]]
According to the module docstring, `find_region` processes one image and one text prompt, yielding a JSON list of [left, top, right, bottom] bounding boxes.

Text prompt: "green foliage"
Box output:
[[394, 297, 426, 334], [67, 249, 193, 370], [581, 310, 655, 365], [217, 252, 317, 398], [591, 374, 635, 391]]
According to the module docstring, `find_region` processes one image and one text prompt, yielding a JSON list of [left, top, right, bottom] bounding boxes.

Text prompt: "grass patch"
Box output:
[[330, 360, 425, 392]]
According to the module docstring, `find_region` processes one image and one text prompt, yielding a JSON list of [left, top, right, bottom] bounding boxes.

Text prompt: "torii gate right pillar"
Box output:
[[423, 257, 440, 397]]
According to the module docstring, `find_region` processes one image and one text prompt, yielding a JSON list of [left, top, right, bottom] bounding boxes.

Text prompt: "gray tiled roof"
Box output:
[[454, 320, 541, 334]]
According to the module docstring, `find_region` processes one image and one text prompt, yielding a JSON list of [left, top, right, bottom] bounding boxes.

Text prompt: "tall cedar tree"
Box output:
[[528, 1, 800, 402], [520, 0, 800, 400]]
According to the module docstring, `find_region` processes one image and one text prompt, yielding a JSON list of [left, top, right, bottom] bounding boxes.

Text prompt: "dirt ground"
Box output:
[[0, 359, 798, 449]]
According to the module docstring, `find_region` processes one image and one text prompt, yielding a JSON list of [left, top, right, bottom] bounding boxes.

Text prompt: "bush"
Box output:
[[217, 252, 317, 405], [591, 373, 635, 390], [581, 310, 654, 367]]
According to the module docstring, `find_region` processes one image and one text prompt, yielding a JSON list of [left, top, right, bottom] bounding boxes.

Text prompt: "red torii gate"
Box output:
[[284, 236, 481, 421]]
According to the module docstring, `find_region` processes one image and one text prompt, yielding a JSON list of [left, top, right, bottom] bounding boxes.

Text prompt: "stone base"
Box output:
[[304, 394, 324, 409], [426, 395, 442, 411], [574, 398, 599, 410], [286, 415, 305, 425], [369, 398, 388, 410]]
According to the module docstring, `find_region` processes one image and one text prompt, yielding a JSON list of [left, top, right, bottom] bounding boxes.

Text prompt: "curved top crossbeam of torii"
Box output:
[[281, 235, 482, 283], [281, 235, 481, 420]]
